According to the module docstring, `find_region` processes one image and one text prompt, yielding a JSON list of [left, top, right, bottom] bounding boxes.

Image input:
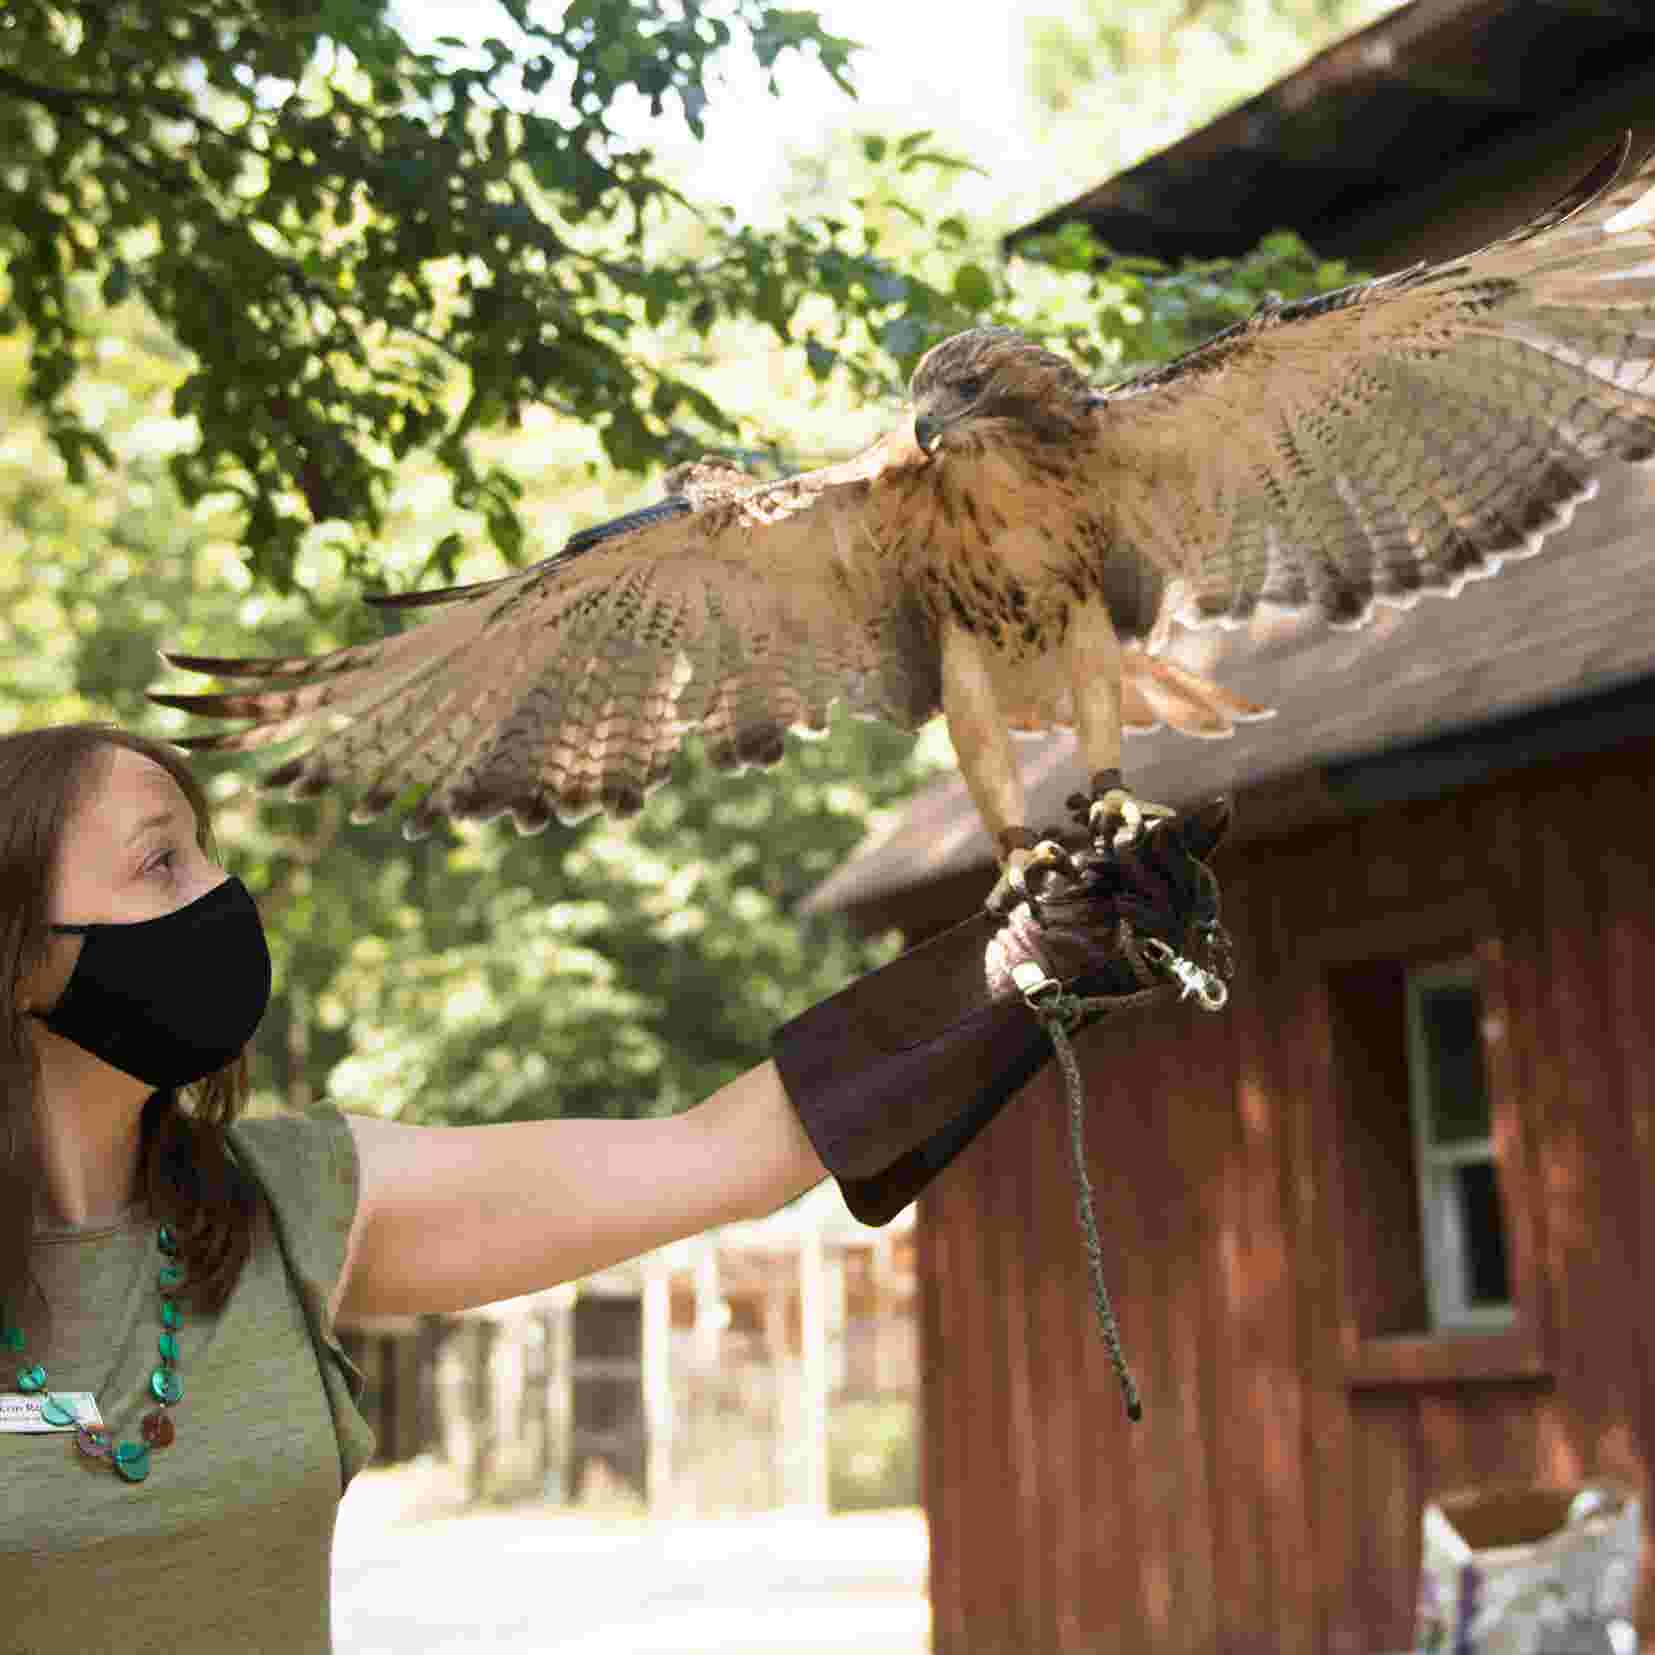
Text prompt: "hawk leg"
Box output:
[[939, 619, 1074, 914], [1068, 601, 1176, 854]]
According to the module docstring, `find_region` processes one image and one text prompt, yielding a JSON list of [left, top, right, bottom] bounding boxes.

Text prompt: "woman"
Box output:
[[0, 720, 1223, 1652]]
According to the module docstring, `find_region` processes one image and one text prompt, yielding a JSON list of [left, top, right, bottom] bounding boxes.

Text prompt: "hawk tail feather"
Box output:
[[1122, 651, 1273, 738]]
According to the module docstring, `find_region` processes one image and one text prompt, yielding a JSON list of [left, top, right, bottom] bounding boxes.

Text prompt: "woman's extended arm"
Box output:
[[330, 1059, 824, 1320], [328, 802, 1233, 1323]]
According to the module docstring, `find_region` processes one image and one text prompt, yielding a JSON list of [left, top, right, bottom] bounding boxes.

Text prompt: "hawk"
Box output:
[[151, 137, 1655, 904]]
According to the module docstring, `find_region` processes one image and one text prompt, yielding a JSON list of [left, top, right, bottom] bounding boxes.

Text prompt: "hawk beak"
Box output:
[[914, 412, 944, 454]]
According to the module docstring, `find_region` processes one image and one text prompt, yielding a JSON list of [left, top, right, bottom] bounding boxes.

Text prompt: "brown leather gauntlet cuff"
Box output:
[[772, 914, 1057, 1224], [771, 799, 1234, 1226]]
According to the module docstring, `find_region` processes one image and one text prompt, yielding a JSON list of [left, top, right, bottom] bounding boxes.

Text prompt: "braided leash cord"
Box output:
[[1025, 985, 1146, 1422], [1021, 920, 1231, 1425]]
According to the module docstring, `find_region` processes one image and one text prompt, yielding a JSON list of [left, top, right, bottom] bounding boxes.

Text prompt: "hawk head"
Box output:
[[910, 327, 1094, 454]]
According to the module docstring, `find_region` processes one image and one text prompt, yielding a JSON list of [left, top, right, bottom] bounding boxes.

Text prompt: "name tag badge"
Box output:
[[0, 1392, 104, 1433]]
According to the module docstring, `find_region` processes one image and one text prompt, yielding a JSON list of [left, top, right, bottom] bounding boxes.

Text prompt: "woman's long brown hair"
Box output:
[[0, 723, 258, 1343]]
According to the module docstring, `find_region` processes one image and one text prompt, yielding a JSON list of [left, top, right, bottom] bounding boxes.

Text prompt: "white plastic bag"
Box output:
[[1414, 1483, 1640, 1655]]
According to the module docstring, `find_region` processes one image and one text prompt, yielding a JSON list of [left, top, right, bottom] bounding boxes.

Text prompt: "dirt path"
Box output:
[[331, 1470, 930, 1654]]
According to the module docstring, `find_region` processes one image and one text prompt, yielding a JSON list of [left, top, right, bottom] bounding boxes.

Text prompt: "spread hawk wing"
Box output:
[[1092, 135, 1655, 632], [149, 432, 940, 839]]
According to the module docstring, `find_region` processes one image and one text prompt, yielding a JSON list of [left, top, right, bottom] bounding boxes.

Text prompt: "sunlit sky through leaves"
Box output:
[[393, 0, 1033, 221]]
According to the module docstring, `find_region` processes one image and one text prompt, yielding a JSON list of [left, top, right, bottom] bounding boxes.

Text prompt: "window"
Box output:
[[1405, 960, 1514, 1332]]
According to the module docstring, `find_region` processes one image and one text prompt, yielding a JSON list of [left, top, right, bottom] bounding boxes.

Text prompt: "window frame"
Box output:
[[1296, 890, 1551, 1394], [1404, 957, 1518, 1334]]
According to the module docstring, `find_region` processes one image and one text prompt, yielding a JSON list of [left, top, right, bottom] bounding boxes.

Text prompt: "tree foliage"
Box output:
[[2, 0, 886, 593]]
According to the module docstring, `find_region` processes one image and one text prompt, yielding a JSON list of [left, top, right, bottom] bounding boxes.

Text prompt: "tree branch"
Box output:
[[0, 65, 179, 192]]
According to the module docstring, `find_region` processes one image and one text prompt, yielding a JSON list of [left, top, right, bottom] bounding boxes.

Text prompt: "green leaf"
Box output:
[[804, 337, 838, 381], [101, 262, 133, 307], [951, 263, 995, 311], [425, 531, 466, 584], [878, 316, 927, 360]]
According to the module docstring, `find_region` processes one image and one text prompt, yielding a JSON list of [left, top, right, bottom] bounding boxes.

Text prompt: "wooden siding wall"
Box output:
[[919, 734, 1655, 1655]]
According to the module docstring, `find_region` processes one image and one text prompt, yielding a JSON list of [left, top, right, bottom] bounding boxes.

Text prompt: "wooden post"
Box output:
[[871, 1232, 888, 1389], [389, 1328, 422, 1463], [800, 1218, 830, 1513], [464, 1316, 495, 1505], [543, 1298, 572, 1501], [642, 1250, 673, 1513], [521, 1306, 551, 1488], [762, 1254, 788, 1508], [414, 1315, 442, 1459], [693, 1236, 722, 1372]]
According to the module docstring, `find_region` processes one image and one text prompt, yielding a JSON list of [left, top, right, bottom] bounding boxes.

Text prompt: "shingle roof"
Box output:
[[1006, 0, 1655, 265]]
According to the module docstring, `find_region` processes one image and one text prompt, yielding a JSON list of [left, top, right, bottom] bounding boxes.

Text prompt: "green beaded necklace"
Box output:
[[2, 1221, 185, 1485]]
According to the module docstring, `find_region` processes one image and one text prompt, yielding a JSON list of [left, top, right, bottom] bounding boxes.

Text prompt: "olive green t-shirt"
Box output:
[[0, 1101, 376, 1655]]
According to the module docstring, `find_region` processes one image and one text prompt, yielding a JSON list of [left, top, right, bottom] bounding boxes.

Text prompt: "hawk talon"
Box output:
[[986, 837, 1077, 918], [1088, 786, 1177, 853]]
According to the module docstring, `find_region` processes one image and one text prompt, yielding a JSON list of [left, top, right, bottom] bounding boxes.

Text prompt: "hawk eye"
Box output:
[[956, 375, 986, 401]]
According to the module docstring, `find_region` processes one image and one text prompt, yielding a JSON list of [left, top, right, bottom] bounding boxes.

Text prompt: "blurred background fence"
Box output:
[[337, 1183, 918, 1516]]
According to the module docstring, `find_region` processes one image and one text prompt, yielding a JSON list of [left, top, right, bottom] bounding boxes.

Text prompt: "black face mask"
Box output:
[[30, 876, 272, 1091]]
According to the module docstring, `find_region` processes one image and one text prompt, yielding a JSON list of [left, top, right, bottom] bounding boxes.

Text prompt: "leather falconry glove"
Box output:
[[773, 797, 1235, 1227]]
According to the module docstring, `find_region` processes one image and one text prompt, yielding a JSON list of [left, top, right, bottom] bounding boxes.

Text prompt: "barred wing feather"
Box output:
[[1093, 135, 1655, 632], [150, 437, 938, 839]]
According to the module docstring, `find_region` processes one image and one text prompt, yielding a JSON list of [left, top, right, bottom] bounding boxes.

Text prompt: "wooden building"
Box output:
[[810, 5, 1655, 1651]]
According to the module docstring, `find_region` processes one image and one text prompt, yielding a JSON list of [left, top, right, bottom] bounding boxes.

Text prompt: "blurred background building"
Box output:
[[338, 1182, 919, 1517]]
